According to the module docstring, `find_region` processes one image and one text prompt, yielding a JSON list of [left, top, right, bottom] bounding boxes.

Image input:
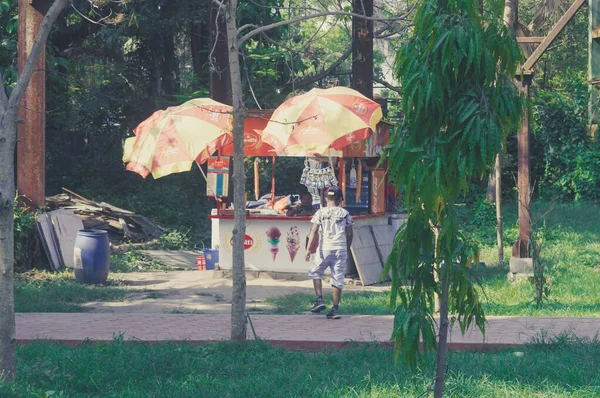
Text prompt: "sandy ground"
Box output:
[[83, 271, 390, 314]]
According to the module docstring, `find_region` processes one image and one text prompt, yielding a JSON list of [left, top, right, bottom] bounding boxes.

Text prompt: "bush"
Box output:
[[533, 86, 600, 201], [13, 199, 41, 271], [501, 73, 600, 201]]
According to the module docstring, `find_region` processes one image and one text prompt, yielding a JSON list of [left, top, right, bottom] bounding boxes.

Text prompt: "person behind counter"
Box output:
[[286, 192, 317, 217]]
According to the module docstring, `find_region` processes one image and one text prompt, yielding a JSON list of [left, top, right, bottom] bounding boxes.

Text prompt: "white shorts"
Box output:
[[308, 249, 347, 289]]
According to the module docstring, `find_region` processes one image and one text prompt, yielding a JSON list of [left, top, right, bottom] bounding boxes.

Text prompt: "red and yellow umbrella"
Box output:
[[261, 87, 383, 156], [123, 98, 233, 179]]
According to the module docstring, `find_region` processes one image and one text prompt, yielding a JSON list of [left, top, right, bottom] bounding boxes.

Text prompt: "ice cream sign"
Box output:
[[229, 235, 254, 250], [265, 227, 281, 261]]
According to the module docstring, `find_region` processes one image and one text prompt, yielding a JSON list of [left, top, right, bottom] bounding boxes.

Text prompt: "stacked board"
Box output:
[[349, 224, 398, 286]]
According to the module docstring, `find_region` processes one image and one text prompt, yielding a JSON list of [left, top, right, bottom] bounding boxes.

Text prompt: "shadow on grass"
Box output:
[[15, 270, 129, 313]]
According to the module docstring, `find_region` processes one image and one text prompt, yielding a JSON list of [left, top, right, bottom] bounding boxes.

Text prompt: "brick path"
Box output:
[[15, 313, 600, 350]]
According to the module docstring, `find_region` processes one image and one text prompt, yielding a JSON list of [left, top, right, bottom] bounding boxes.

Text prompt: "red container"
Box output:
[[197, 255, 206, 270]]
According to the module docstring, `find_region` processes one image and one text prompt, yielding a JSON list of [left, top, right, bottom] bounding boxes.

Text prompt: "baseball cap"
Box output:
[[327, 185, 343, 200]]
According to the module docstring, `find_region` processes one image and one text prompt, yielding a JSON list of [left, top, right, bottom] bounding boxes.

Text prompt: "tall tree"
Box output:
[[0, 0, 70, 381], [498, 0, 519, 263], [385, 0, 522, 395]]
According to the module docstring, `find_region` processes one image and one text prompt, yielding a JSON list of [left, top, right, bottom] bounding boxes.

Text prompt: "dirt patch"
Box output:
[[82, 271, 389, 314]]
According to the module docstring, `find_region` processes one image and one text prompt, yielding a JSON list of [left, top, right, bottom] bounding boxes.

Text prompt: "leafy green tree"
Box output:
[[384, 0, 523, 394]]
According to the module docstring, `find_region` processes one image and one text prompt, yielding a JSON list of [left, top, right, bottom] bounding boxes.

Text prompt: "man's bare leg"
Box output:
[[333, 287, 342, 307], [313, 279, 323, 297]]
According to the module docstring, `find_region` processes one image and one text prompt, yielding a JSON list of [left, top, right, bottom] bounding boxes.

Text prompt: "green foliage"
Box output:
[[159, 229, 192, 250], [470, 199, 496, 230], [385, 0, 523, 369], [13, 200, 39, 271], [530, 83, 600, 201], [110, 251, 172, 273], [0, 0, 17, 91]]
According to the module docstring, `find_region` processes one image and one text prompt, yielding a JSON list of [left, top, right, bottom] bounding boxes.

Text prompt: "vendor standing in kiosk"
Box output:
[[305, 186, 354, 319]]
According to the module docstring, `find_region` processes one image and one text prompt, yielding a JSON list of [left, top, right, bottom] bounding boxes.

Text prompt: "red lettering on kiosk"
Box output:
[[230, 235, 254, 250]]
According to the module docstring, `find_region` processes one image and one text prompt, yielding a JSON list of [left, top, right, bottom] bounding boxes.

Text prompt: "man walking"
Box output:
[[305, 186, 354, 319]]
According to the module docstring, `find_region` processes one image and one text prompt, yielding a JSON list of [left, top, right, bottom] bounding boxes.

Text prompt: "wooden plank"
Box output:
[[49, 209, 84, 269], [82, 219, 109, 230], [98, 202, 135, 215], [370, 225, 395, 280], [516, 36, 544, 43], [61, 187, 97, 206], [350, 226, 384, 285], [37, 213, 63, 270], [139, 250, 204, 269], [129, 215, 164, 238]]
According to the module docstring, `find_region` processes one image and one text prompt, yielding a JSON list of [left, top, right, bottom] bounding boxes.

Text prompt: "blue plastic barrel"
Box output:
[[204, 249, 219, 270], [74, 229, 110, 284]]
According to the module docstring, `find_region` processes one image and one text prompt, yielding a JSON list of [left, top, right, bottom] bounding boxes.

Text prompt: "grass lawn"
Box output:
[[471, 201, 600, 316], [15, 271, 130, 313], [1, 336, 599, 397], [266, 201, 600, 317]]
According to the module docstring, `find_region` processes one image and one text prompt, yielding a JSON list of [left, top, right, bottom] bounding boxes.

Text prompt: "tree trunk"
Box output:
[[351, 0, 373, 99], [496, 151, 504, 262], [433, 265, 450, 398], [162, 33, 177, 96], [0, 116, 16, 382], [486, 173, 496, 202], [495, 0, 516, 262], [504, 0, 518, 33], [225, 0, 247, 341], [210, 2, 232, 105], [0, 0, 69, 381], [191, 18, 210, 89], [149, 40, 163, 105]]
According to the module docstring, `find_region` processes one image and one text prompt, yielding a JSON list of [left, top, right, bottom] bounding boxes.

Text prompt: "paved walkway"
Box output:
[[16, 314, 600, 350]]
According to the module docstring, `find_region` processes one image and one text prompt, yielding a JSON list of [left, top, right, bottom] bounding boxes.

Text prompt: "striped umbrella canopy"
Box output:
[[123, 98, 233, 179], [261, 87, 383, 156]]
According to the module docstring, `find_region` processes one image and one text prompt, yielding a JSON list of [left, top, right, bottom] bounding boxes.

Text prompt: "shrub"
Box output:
[[13, 198, 41, 271]]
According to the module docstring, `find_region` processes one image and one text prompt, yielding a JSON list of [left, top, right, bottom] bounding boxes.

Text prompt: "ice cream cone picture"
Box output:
[[286, 226, 300, 262], [266, 227, 282, 262]]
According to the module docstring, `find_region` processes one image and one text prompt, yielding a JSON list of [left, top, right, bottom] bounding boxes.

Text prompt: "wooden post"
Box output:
[[512, 74, 532, 259], [17, 0, 46, 208]]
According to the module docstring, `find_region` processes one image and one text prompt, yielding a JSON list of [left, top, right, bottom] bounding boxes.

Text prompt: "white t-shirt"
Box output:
[[311, 206, 354, 250]]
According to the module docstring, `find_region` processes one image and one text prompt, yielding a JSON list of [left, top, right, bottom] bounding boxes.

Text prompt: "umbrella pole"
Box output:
[[197, 162, 222, 214], [271, 156, 276, 206], [340, 158, 346, 202], [254, 158, 260, 201]]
